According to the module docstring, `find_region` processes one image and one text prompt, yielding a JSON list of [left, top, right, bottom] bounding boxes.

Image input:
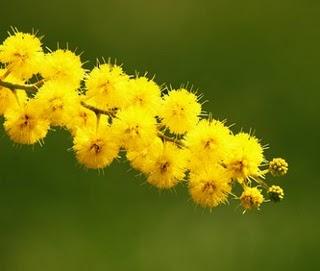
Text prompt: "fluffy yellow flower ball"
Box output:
[[73, 121, 120, 169], [127, 76, 162, 115], [34, 81, 80, 126], [126, 137, 163, 174], [4, 100, 50, 144], [113, 106, 157, 150], [85, 63, 130, 110], [66, 103, 97, 136], [159, 88, 201, 134], [184, 119, 232, 171], [40, 49, 85, 89], [189, 165, 232, 208], [225, 132, 265, 182], [0, 31, 43, 79], [146, 141, 188, 189]]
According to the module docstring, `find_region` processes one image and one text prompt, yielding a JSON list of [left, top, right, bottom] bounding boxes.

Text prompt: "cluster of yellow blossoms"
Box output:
[[0, 28, 289, 212]]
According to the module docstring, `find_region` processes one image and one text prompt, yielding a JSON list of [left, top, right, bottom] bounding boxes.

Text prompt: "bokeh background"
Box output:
[[1, 0, 319, 270]]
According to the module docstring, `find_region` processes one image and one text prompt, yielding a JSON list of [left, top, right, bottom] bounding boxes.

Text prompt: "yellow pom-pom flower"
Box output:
[[127, 76, 162, 115], [85, 63, 130, 110], [225, 132, 264, 182], [34, 81, 80, 126], [146, 141, 188, 189], [240, 186, 264, 210], [4, 100, 50, 144], [0, 31, 43, 79], [184, 119, 232, 171], [126, 137, 163, 174], [189, 165, 232, 208], [113, 106, 157, 150], [159, 88, 201, 134], [73, 122, 120, 169], [40, 49, 84, 89], [66, 103, 97, 136]]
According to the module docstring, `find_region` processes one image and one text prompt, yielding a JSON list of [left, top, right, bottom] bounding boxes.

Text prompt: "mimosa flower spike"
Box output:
[[0, 28, 288, 212]]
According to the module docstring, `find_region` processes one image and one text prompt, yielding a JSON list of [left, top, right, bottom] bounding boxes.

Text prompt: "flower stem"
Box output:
[[157, 131, 185, 148], [0, 79, 40, 92], [80, 101, 117, 118]]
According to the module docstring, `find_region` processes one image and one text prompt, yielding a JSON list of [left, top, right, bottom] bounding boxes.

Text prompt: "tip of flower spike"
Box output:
[[268, 185, 285, 202], [269, 158, 288, 176]]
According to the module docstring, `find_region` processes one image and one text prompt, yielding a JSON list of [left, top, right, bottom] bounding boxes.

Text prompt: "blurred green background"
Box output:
[[0, 0, 319, 270]]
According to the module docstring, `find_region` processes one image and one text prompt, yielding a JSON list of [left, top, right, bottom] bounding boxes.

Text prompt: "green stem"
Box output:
[[157, 132, 185, 148], [80, 101, 117, 118], [0, 79, 39, 92], [0, 69, 11, 80]]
